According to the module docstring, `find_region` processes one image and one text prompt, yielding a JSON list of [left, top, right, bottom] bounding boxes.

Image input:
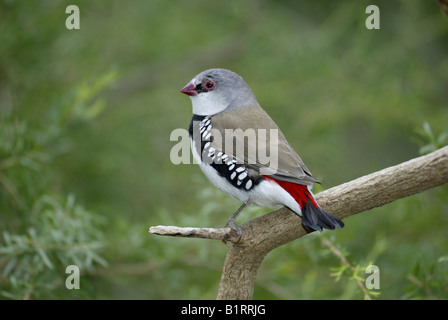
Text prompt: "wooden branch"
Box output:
[[149, 225, 241, 242], [149, 146, 448, 300]]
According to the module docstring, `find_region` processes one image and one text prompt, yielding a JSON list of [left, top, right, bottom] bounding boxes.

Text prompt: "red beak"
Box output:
[[180, 81, 198, 96]]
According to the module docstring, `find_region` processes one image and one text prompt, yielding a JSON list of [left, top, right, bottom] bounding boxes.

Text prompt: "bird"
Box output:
[[180, 68, 344, 232]]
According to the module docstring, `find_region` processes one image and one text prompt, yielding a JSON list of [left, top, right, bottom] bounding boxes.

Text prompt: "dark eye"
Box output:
[[204, 80, 215, 90]]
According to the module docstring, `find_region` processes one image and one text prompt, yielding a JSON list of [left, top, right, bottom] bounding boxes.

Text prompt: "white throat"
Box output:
[[191, 93, 228, 116]]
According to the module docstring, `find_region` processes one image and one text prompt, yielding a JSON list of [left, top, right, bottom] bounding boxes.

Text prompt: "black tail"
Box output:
[[301, 202, 344, 232]]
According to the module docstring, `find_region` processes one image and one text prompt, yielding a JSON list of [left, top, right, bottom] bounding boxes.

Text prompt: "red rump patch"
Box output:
[[262, 175, 318, 210]]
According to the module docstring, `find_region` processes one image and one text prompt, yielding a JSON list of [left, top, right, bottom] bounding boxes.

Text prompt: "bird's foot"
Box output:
[[225, 217, 243, 236], [221, 218, 243, 246], [221, 202, 248, 245]]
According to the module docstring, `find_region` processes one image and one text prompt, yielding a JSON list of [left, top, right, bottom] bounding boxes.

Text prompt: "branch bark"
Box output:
[[149, 225, 240, 242], [149, 146, 448, 299]]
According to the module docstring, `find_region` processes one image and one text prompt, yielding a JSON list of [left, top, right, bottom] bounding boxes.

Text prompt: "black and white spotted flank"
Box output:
[[189, 115, 262, 191]]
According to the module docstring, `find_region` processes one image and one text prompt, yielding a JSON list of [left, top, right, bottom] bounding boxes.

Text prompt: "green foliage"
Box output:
[[1, 0, 447, 300], [0, 195, 106, 299], [415, 122, 448, 155], [322, 237, 381, 300], [404, 256, 448, 299], [0, 39, 116, 298]]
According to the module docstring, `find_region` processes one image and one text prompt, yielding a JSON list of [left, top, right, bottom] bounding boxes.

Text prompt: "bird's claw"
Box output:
[[221, 218, 243, 246], [225, 218, 243, 235]]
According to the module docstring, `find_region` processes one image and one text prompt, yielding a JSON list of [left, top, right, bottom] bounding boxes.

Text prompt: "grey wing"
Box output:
[[263, 139, 320, 186], [210, 105, 320, 186]]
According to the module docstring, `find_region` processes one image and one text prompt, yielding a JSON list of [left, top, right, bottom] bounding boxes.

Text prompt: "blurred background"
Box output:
[[0, 0, 447, 299]]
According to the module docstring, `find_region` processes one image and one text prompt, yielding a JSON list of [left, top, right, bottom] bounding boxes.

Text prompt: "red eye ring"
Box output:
[[204, 80, 215, 90]]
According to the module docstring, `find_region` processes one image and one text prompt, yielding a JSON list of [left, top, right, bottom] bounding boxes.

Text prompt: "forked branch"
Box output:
[[149, 146, 448, 299]]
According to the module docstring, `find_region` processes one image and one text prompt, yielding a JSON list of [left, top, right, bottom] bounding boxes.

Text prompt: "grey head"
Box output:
[[180, 68, 259, 116]]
